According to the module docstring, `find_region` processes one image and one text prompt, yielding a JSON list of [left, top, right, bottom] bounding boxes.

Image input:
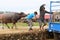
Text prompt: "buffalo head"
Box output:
[[18, 12, 27, 17]]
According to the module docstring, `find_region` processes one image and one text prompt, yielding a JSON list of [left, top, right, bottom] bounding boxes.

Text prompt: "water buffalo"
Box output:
[[0, 12, 26, 29]]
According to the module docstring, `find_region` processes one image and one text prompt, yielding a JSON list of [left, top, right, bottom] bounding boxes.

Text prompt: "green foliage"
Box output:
[[0, 22, 39, 27]]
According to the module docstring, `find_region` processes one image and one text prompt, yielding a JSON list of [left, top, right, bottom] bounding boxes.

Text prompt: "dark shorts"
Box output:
[[37, 18, 46, 27]]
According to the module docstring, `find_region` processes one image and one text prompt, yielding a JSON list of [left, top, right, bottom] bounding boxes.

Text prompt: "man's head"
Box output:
[[34, 11, 38, 15], [40, 4, 46, 11]]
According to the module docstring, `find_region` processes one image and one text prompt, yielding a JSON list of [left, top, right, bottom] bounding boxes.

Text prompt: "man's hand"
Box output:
[[33, 17, 37, 20], [33, 14, 40, 20], [53, 12, 57, 15], [52, 12, 57, 22]]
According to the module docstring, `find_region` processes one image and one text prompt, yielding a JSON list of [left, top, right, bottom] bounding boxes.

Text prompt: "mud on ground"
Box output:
[[0, 27, 54, 40]]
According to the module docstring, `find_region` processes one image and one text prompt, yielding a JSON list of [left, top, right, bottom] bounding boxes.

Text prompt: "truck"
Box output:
[[46, 1, 60, 40]]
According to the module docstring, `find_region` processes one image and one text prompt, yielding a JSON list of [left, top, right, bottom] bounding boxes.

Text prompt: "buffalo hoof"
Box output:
[[29, 28, 33, 31], [15, 27, 18, 29], [2, 27, 4, 29], [8, 28, 10, 29], [11, 27, 13, 29]]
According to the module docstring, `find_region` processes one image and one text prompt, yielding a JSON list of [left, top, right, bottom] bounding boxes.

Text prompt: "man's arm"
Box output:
[[45, 10, 53, 14]]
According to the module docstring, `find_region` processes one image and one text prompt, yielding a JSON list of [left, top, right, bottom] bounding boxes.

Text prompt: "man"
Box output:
[[39, 4, 53, 30], [25, 11, 38, 30]]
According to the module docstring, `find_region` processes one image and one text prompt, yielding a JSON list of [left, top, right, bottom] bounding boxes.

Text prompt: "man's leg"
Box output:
[[41, 19, 47, 30], [43, 19, 47, 27], [27, 19, 33, 30], [37, 19, 43, 30], [29, 20, 33, 30]]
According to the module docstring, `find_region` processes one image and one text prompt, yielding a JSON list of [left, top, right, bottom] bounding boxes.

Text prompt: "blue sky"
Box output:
[[0, 0, 60, 14]]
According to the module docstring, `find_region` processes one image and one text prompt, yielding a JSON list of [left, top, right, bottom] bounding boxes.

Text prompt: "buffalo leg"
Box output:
[[1, 22, 4, 29], [11, 24, 14, 29], [12, 23, 17, 29], [5, 23, 10, 29], [2, 23, 4, 29], [14, 23, 17, 29]]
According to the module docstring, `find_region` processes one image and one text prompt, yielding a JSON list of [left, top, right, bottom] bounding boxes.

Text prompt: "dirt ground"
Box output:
[[0, 26, 54, 40], [0, 26, 48, 34], [0, 26, 38, 34]]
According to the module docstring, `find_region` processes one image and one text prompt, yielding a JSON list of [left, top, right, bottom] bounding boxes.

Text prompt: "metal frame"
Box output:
[[50, 1, 60, 22], [49, 1, 60, 32]]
